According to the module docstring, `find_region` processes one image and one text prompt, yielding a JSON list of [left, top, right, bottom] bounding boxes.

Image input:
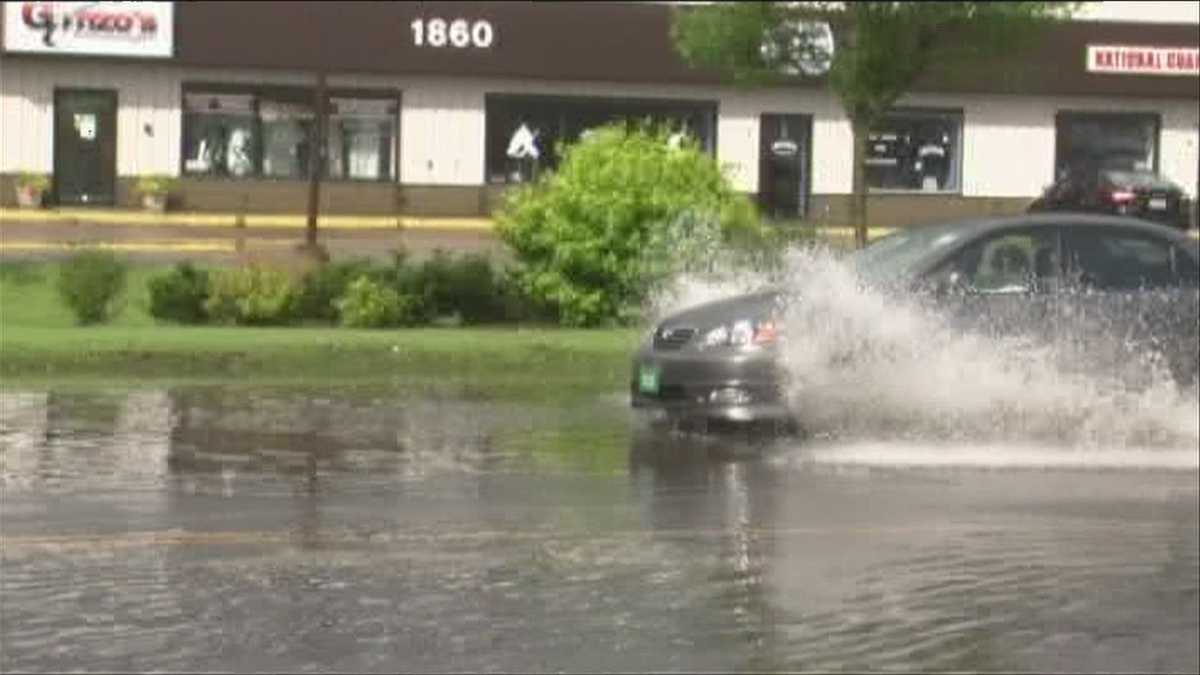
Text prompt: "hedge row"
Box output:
[[135, 251, 554, 328]]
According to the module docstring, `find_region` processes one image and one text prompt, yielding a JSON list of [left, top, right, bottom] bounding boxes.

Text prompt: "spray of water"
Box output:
[[650, 239, 1199, 463]]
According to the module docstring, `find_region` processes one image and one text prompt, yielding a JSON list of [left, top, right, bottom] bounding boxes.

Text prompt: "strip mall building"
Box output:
[[1, 1, 1197, 227]]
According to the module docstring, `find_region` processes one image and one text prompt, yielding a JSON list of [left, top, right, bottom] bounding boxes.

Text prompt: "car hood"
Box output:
[[655, 288, 787, 331]]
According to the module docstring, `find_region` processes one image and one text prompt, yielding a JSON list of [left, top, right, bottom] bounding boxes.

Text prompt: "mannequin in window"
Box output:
[[186, 135, 213, 174], [227, 126, 253, 177], [506, 118, 541, 183], [915, 127, 948, 191]]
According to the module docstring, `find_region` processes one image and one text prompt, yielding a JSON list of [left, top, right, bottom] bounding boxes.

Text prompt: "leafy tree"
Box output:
[[496, 123, 767, 327], [672, 1, 1080, 248]]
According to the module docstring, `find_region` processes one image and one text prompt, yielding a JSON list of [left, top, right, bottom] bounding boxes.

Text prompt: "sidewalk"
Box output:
[[0, 208, 504, 262], [5, 207, 1193, 263], [0, 207, 494, 231]]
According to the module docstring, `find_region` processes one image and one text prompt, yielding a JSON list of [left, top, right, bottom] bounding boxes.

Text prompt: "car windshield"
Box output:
[[850, 224, 967, 284]]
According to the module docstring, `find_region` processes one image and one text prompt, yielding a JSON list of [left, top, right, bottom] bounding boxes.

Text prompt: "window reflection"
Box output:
[[1056, 112, 1159, 176], [182, 87, 398, 182], [866, 109, 963, 193], [485, 94, 718, 184], [182, 93, 257, 178]]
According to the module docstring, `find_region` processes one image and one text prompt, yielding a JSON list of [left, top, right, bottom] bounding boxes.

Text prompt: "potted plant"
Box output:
[[135, 174, 180, 213], [14, 172, 50, 208]]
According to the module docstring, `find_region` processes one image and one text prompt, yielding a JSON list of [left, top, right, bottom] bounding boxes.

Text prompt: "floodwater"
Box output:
[[2, 384, 1197, 673]]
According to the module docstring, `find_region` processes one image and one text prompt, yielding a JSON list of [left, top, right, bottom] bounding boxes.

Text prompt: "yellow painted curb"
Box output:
[[5, 208, 1189, 240], [811, 227, 897, 240], [0, 241, 238, 253], [0, 208, 495, 231]]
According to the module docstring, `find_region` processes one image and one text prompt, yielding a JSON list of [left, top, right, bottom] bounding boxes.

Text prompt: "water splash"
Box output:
[[652, 243, 1199, 455]]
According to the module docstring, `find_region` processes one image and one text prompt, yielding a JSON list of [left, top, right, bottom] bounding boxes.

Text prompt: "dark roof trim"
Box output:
[[3, 2, 1196, 100]]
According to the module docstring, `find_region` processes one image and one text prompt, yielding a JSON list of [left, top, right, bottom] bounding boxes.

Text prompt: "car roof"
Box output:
[[899, 212, 1193, 245]]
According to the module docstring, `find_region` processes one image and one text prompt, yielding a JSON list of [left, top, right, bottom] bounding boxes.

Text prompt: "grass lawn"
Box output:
[[0, 261, 640, 393]]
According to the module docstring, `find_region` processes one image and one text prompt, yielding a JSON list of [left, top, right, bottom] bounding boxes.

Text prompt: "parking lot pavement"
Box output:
[[0, 220, 509, 264]]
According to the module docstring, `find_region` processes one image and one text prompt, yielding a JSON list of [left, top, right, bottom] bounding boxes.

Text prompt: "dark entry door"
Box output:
[[54, 89, 118, 206], [759, 114, 811, 220]]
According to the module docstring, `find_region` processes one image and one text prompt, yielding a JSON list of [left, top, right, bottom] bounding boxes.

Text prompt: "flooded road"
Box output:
[[2, 385, 1197, 673]]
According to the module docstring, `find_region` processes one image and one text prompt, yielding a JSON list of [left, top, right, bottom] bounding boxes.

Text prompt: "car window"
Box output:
[[852, 223, 965, 285], [1063, 228, 1177, 291], [926, 228, 1059, 294]]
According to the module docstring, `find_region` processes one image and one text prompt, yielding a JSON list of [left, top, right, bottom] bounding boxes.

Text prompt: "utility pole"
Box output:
[[303, 70, 328, 258]]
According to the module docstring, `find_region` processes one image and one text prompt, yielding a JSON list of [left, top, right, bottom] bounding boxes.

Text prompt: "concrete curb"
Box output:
[[0, 240, 249, 253], [3, 208, 1195, 241], [0, 208, 494, 231]]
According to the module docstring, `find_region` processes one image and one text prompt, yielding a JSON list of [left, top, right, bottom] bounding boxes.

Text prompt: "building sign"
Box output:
[[3, 2, 174, 58], [410, 17, 494, 49], [1087, 45, 1200, 76]]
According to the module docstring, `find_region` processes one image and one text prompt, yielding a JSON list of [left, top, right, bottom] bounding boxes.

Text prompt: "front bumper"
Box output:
[[630, 344, 791, 422]]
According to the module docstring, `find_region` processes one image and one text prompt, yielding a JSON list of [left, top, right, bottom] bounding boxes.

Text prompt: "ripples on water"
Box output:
[[1, 384, 1197, 673]]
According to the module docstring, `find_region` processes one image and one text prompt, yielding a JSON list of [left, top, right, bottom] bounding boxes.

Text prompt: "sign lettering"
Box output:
[[1086, 45, 1199, 77], [2, 2, 173, 58], [411, 18, 494, 49]]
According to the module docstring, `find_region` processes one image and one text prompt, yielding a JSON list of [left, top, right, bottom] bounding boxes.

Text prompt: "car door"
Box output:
[[1058, 224, 1200, 385], [921, 226, 1063, 344]]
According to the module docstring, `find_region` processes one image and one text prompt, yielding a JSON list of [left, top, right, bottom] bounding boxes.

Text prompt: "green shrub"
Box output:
[[56, 249, 128, 325], [295, 258, 387, 323], [204, 265, 297, 326], [496, 123, 767, 326], [403, 250, 510, 324], [495, 267, 559, 324], [296, 250, 554, 327], [147, 262, 211, 324], [17, 171, 51, 191], [336, 275, 418, 328], [134, 174, 180, 196]]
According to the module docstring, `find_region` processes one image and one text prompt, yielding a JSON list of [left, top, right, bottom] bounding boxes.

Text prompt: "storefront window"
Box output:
[[327, 98, 397, 181], [260, 98, 314, 179], [182, 93, 258, 178], [182, 86, 398, 182], [485, 94, 717, 185], [866, 109, 963, 193], [1055, 112, 1159, 177]]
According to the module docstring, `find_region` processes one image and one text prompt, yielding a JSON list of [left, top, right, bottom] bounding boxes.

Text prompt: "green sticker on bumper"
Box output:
[[638, 365, 660, 395]]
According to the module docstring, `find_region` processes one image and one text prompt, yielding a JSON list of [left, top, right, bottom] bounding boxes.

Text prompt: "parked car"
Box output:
[[1028, 163, 1192, 231], [630, 214, 1200, 426]]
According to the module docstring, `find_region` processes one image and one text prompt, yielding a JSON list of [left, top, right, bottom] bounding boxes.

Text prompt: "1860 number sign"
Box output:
[[411, 18, 494, 49]]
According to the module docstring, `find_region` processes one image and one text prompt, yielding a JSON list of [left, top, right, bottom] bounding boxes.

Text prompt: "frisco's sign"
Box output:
[[2, 2, 174, 58], [1087, 45, 1200, 77]]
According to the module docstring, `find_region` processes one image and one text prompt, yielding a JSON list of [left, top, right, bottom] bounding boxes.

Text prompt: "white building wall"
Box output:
[[393, 77, 1198, 199], [0, 58, 325, 178], [897, 91, 1200, 199], [390, 75, 837, 192], [1076, 1, 1200, 25], [0, 57, 181, 176], [397, 81, 486, 186], [2, 56, 1196, 200]]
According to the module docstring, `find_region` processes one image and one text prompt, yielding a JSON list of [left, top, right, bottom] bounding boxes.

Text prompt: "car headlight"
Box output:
[[702, 318, 779, 349]]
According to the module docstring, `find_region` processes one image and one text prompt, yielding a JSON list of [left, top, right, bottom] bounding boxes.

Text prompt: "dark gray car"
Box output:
[[630, 214, 1200, 425]]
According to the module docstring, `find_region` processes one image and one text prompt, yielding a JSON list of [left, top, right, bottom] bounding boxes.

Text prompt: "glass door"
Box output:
[[54, 89, 118, 206], [758, 114, 812, 220]]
